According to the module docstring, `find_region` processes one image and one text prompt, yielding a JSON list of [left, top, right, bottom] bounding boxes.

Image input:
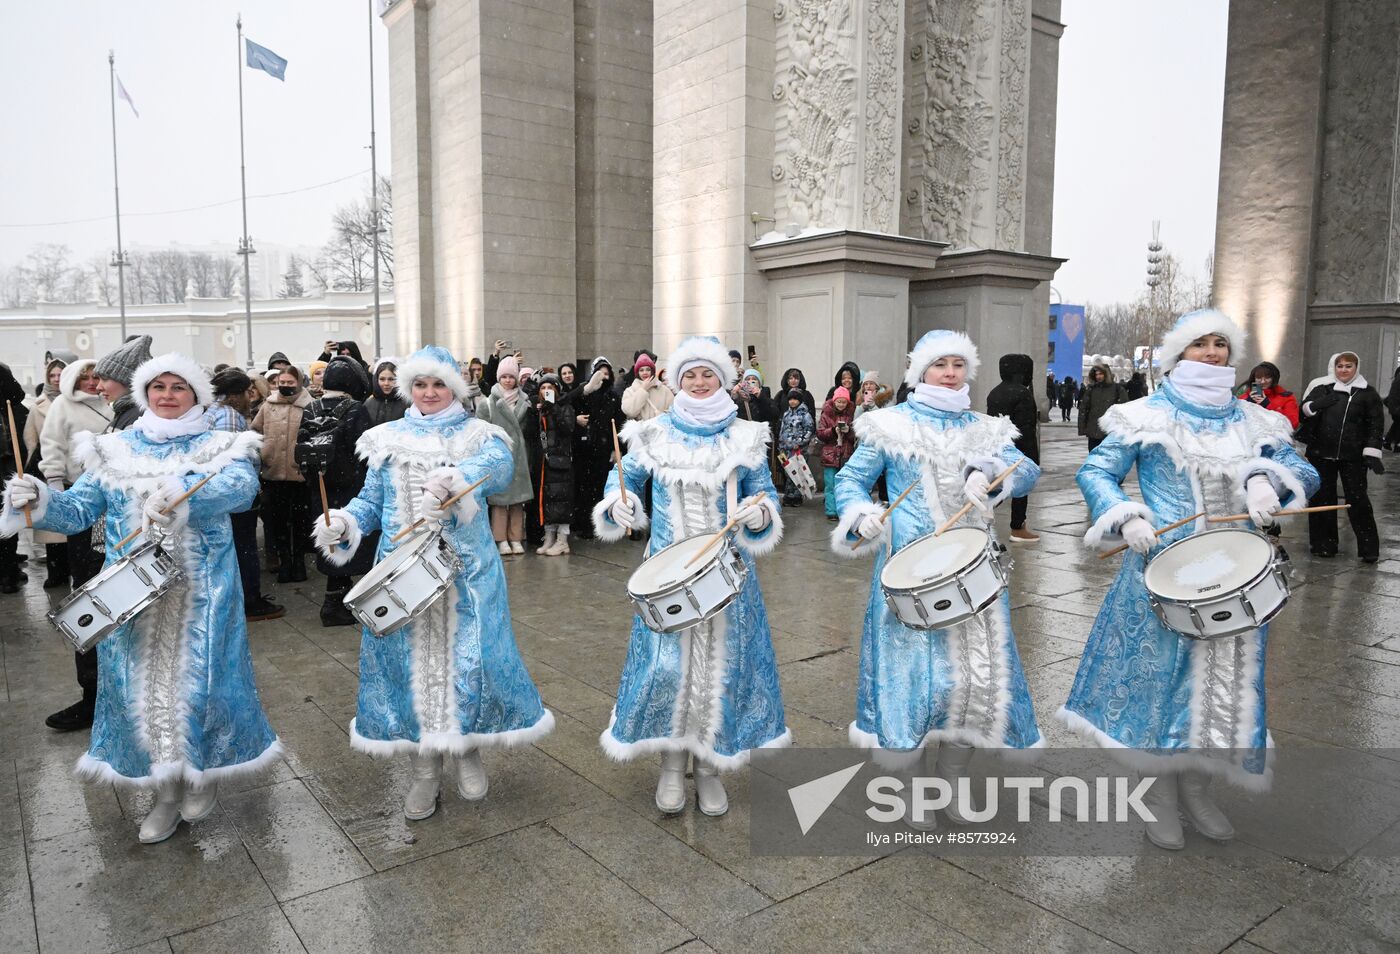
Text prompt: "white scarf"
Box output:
[[672, 389, 738, 428], [134, 405, 209, 443], [406, 401, 468, 424], [1169, 360, 1236, 407], [911, 383, 971, 412]]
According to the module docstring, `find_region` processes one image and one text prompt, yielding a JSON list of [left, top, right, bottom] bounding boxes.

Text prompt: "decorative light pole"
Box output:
[[1144, 220, 1164, 390]]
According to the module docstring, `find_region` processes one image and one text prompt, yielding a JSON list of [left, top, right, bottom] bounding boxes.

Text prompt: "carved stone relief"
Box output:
[[861, 0, 902, 232], [995, 0, 1029, 250]]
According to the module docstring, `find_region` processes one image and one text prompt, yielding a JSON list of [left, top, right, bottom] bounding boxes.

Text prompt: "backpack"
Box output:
[[295, 398, 354, 476]]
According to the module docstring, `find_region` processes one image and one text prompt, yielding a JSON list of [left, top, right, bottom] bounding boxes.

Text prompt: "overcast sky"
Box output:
[[0, 1, 1225, 306]]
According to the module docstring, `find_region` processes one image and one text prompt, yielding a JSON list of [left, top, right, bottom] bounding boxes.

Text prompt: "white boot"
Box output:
[[497, 541, 512, 557], [180, 779, 219, 823], [510, 540, 525, 555], [404, 752, 442, 820], [546, 528, 571, 555], [139, 778, 184, 844], [1178, 770, 1234, 841], [935, 742, 977, 825], [455, 750, 489, 801], [1140, 773, 1185, 850], [693, 757, 728, 817], [536, 527, 557, 555], [655, 750, 688, 814]]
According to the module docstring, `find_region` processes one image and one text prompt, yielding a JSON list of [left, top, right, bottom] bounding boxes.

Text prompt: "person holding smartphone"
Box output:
[[525, 372, 576, 554], [1237, 361, 1298, 427], [816, 386, 856, 520]]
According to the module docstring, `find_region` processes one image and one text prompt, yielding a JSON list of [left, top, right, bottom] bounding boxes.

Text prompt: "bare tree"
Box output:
[[87, 256, 116, 306], [312, 176, 395, 292], [23, 244, 75, 302], [0, 264, 28, 308], [213, 256, 240, 298], [188, 252, 218, 297]]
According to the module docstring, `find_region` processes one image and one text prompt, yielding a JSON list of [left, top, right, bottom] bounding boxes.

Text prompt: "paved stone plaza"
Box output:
[[1, 424, 1397, 954]]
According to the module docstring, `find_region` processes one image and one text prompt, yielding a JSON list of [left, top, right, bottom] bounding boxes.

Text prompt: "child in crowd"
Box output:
[[817, 386, 856, 520], [777, 388, 815, 506]]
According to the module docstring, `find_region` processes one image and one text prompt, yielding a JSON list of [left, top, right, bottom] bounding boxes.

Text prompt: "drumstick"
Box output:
[[683, 491, 768, 569], [1097, 511, 1205, 560], [935, 459, 1024, 536], [114, 473, 217, 551], [6, 402, 30, 528], [318, 472, 332, 527], [1206, 503, 1349, 524], [611, 419, 627, 506], [848, 477, 921, 550], [389, 475, 489, 544]]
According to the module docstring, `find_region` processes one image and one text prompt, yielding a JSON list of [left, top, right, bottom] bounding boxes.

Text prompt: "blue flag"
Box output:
[[245, 38, 287, 81]]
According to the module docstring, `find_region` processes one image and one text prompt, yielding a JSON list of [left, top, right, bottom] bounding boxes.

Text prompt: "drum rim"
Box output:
[[1144, 527, 1276, 604], [879, 526, 993, 594], [627, 531, 740, 601], [344, 528, 456, 603], [889, 582, 1003, 631], [46, 540, 180, 617]]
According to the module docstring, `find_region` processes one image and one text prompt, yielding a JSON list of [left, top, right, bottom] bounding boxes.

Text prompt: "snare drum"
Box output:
[[1143, 527, 1289, 639], [880, 527, 1006, 630], [627, 533, 749, 634], [344, 530, 464, 637], [47, 541, 184, 653]]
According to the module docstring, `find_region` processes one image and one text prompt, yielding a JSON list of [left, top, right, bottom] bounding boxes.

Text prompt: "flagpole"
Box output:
[[367, 0, 382, 359], [235, 15, 256, 370], [107, 51, 129, 341]]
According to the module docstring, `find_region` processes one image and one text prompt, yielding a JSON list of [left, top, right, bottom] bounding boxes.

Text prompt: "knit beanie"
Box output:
[[498, 355, 521, 381], [634, 353, 655, 373], [93, 334, 154, 388], [833, 386, 851, 402], [743, 368, 762, 386]]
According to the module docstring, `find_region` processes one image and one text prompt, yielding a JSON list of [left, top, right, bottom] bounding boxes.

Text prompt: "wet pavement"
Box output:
[[1, 422, 1397, 953]]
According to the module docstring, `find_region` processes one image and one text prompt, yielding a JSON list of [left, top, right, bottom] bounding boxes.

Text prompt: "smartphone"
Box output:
[[544, 390, 555, 403], [501, 339, 514, 350], [747, 345, 757, 360]]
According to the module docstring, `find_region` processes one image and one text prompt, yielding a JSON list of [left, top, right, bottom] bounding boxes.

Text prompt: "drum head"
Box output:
[[345, 530, 437, 602], [629, 535, 719, 597], [1144, 528, 1273, 601], [882, 527, 989, 590]]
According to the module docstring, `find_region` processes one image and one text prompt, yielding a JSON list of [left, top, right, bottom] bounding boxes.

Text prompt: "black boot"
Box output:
[[320, 598, 356, 627], [45, 697, 95, 732], [290, 557, 308, 582]]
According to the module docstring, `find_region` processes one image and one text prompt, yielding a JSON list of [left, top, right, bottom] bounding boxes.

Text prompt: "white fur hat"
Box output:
[[904, 330, 980, 388], [131, 353, 215, 411], [664, 336, 738, 393], [1159, 308, 1246, 373], [395, 345, 471, 400]]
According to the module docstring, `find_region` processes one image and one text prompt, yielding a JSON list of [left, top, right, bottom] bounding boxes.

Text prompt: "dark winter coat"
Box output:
[[825, 361, 862, 401], [986, 353, 1039, 462], [0, 363, 27, 482], [1298, 381, 1385, 461], [571, 362, 625, 533], [1078, 367, 1128, 440], [524, 394, 575, 526], [779, 368, 816, 419], [1046, 374, 1059, 404], [733, 382, 778, 425], [364, 360, 409, 426], [816, 397, 857, 469], [1126, 373, 1148, 400], [1058, 377, 1077, 410], [109, 393, 140, 432]]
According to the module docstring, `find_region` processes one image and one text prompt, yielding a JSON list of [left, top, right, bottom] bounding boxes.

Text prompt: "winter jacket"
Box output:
[[251, 388, 312, 482], [109, 393, 140, 432], [523, 394, 575, 525], [778, 368, 816, 420], [816, 398, 857, 468], [363, 359, 409, 426], [22, 393, 51, 472], [0, 364, 26, 484], [825, 361, 862, 401], [39, 359, 114, 485], [621, 375, 673, 421], [1126, 374, 1148, 400], [1077, 368, 1128, 440], [1237, 384, 1299, 428], [778, 404, 815, 454], [297, 393, 371, 506], [986, 353, 1039, 462], [476, 385, 534, 506], [733, 383, 778, 424], [852, 385, 895, 422], [1057, 378, 1077, 410], [1298, 380, 1385, 462]]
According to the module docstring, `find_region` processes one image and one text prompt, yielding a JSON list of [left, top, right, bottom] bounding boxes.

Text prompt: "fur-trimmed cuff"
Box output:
[[1364, 446, 1383, 460], [591, 488, 648, 543], [426, 466, 481, 523], [311, 507, 363, 566], [1083, 500, 1155, 550], [962, 455, 1015, 507], [1239, 457, 1307, 509], [734, 495, 783, 557], [0, 475, 50, 538], [830, 500, 888, 559]]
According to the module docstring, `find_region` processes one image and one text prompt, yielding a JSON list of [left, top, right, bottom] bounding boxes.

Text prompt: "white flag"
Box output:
[[116, 73, 139, 118]]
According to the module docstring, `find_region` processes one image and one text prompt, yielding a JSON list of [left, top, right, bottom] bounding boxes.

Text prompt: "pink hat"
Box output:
[[634, 353, 655, 373], [520, 366, 535, 380], [498, 355, 520, 379], [833, 386, 851, 402]]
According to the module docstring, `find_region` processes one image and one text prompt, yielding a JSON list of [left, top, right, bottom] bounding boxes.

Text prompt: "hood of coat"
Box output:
[[370, 359, 399, 401], [997, 353, 1034, 387], [0, 362, 22, 406], [58, 358, 101, 401], [1087, 363, 1116, 387], [831, 361, 861, 394], [781, 367, 809, 393]]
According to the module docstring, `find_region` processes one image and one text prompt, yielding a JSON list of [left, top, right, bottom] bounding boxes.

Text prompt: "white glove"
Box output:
[[857, 514, 886, 540], [4, 474, 43, 513], [417, 468, 476, 526], [609, 495, 639, 531], [963, 471, 993, 518], [1120, 516, 1157, 556], [142, 479, 189, 533], [1246, 475, 1281, 527], [731, 497, 770, 532], [584, 368, 608, 394], [46, 477, 64, 492], [313, 513, 353, 552]]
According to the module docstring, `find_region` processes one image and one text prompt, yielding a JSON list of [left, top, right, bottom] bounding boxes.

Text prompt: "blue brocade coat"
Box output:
[[831, 401, 1043, 753], [330, 412, 553, 756], [5, 427, 280, 788], [1061, 380, 1320, 789], [592, 413, 790, 770]]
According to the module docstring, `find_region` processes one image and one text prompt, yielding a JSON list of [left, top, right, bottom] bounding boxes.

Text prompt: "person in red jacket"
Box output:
[[1238, 361, 1299, 428], [817, 386, 856, 520]]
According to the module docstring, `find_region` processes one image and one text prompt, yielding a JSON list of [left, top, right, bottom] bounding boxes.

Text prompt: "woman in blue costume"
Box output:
[[832, 330, 1042, 827], [311, 345, 552, 821], [2, 353, 279, 844], [1061, 310, 1319, 849], [593, 336, 789, 817]]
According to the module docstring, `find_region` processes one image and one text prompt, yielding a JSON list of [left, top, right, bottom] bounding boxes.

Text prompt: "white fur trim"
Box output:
[[130, 353, 214, 411], [830, 500, 888, 558], [1084, 500, 1155, 550], [0, 475, 50, 538], [395, 353, 472, 401], [848, 722, 1046, 757], [733, 496, 783, 557], [76, 429, 262, 492], [1054, 708, 1272, 793], [348, 710, 555, 757], [854, 406, 1017, 473], [1159, 309, 1247, 374], [599, 713, 793, 773], [1098, 397, 1294, 481], [75, 740, 285, 791], [312, 507, 363, 566], [591, 487, 649, 543], [664, 337, 739, 393], [356, 416, 511, 468], [58, 358, 99, 398], [1239, 457, 1307, 509], [1364, 446, 1383, 459], [619, 416, 769, 490], [905, 330, 980, 388]]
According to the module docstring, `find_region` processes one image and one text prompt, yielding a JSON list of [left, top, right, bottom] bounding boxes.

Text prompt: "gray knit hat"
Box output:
[[93, 334, 154, 388]]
